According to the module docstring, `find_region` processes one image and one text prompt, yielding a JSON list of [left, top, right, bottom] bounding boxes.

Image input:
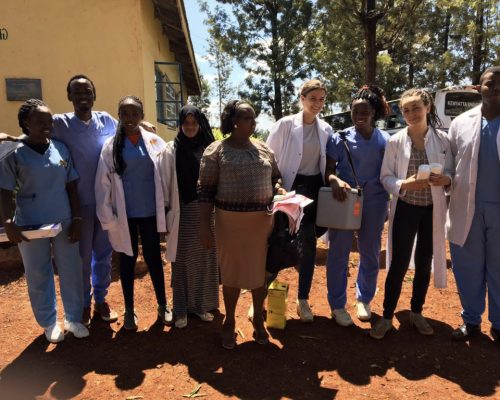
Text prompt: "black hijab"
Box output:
[[174, 105, 215, 204]]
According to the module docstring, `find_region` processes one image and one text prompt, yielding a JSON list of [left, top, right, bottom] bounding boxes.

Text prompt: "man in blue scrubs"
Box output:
[[448, 66, 500, 343], [52, 75, 118, 325]]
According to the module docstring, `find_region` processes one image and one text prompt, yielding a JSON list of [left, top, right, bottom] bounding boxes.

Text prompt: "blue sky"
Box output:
[[184, 0, 275, 130]]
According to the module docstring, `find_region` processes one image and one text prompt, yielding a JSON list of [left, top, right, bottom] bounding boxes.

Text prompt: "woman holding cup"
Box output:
[[370, 88, 453, 339]]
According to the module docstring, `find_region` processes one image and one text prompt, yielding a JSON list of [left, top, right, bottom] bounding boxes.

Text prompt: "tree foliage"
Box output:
[[309, 0, 427, 103], [201, 0, 316, 120], [199, 0, 499, 114], [204, 30, 234, 120], [309, 0, 499, 104], [188, 75, 212, 117]]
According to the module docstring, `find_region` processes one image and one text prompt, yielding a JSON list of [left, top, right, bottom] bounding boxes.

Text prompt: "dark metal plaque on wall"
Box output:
[[5, 79, 42, 101]]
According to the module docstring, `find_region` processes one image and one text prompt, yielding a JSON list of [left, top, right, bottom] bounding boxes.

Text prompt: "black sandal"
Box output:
[[252, 322, 269, 345], [221, 321, 236, 349], [221, 332, 237, 349]]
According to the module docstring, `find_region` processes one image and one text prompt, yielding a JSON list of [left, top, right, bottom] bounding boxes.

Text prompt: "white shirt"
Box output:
[[298, 122, 321, 175], [266, 111, 333, 190]]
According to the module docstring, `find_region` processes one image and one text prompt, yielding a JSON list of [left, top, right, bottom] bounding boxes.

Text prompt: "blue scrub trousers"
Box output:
[[327, 197, 387, 310], [450, 202, 500, 329], [79, 204, 113, 307], [18, 220, 84, 328]]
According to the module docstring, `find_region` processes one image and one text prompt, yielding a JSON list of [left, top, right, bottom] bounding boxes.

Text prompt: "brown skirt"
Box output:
[[215, 208, 273, 290]]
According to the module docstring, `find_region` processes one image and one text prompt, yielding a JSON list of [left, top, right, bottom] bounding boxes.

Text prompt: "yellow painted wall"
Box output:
[[0, 0, 185, 140]]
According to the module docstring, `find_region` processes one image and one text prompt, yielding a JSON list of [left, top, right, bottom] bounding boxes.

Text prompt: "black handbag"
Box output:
[[266, 211, 302, 274]]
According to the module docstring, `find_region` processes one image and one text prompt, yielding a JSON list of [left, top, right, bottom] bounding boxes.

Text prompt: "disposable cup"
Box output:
[[417, 164, 431, 180], [430, 163, 443, 174]]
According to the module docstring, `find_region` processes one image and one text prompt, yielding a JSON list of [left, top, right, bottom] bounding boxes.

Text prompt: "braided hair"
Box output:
[[18, 99, 48, 135], [352, 85, 391, 122], [220, 100, 252, 135], [66, 74, 96, 98], [113, 95, 144, 176], [400, 88, 442, 129]]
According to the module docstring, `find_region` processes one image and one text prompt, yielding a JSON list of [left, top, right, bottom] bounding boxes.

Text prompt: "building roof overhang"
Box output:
[[153, 0, 201, 96]]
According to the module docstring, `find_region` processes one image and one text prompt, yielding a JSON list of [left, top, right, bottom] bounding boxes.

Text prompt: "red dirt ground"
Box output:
[[0, 233, 499, 399]]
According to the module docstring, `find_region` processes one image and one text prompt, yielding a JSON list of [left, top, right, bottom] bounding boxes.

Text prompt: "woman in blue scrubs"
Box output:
[[325, 85, 391, 327], [95, 96, 172, 331], [0, 99, 88, 343]]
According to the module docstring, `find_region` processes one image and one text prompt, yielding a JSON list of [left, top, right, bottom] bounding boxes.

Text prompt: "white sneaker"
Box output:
[[331, 308, 354, 327], [297, 299, 314, 323], [64, 320, 90, 338], [158, 305, 173, 325], [44, 322, 64, 343], [355, 301, 372, 321]]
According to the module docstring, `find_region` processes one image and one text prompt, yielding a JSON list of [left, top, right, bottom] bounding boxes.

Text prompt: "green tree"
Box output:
[[445, 0, 499, 85], [310, 0, 499, 105], [310, 0, 426, 102], [390, 0, 499, 89], [188, 75, 212, 117], [205, 32, 233, 120], [201, 0, 316, 120]]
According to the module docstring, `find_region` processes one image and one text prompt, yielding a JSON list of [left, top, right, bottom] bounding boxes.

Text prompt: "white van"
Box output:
[[434, 86, 482, 131]]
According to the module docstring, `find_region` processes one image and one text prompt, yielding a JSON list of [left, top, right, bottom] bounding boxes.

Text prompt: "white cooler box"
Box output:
[[316, 187, 363, 230]]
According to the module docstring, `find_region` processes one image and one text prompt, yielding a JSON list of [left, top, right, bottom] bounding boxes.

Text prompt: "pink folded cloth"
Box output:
[[270, 193, 313, 234]]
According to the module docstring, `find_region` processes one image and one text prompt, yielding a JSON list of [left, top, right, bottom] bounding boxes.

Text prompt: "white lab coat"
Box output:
[[448, 105, 500, 247], [380, 127, 453, 288], [95, 128, 167, 257], [266, 111, 333, 190], [158, 141, 181, 262]]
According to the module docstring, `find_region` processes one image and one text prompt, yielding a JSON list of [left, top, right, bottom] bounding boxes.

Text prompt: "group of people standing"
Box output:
[[266, 80, 451, 340], [0, 66, 499, 349], [0, 76, 220, 342]]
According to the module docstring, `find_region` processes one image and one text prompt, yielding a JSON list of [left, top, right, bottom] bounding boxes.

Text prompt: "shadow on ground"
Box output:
[[0, 309, 498, 400]]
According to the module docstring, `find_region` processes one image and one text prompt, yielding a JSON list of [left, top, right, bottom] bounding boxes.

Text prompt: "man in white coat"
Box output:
[[448, 66, 500, 343]]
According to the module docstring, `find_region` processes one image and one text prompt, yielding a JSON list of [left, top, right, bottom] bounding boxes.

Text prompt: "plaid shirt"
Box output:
[[198, 140, 282, 212], [401, 145, 433, 206]]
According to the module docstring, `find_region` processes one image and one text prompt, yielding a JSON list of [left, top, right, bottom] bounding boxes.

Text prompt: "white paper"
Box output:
[[0, 223, 62, 243]]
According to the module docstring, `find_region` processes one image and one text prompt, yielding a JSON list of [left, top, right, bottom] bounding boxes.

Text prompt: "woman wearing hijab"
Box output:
[[160, 105, 219, 329]]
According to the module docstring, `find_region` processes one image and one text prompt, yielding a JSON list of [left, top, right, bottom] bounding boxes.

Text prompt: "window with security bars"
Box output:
[[155, 62, 184, 128]]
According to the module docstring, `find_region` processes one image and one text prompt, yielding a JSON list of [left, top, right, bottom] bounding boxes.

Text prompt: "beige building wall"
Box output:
[[139, 0, 180, 140], [0, 0, 186, 140]]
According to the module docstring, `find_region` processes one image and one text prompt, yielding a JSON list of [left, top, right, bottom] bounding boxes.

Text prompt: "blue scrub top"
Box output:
[[327, 126, 389, 201], [476, 116, 500, 204], [0, 140, 79, 226], [121, 136, 156, 218], [53, 111, 117, 206]]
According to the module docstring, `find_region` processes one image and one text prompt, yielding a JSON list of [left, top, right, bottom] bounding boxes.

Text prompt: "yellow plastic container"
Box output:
[[266, 280, 288, 329], [268, 296, 287, 315], [268, 280, 289, 299], [266, 310, 287, 329]]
